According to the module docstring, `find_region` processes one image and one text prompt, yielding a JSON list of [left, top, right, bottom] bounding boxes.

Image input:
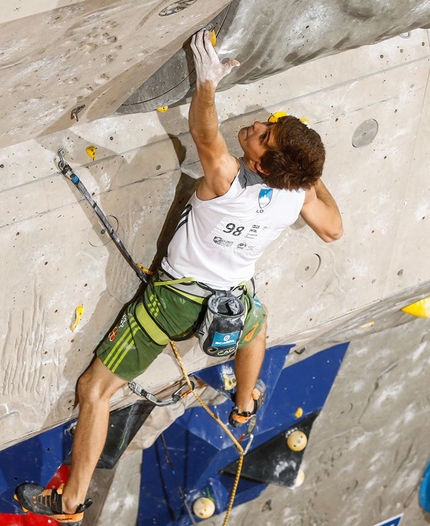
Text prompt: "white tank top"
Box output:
[[162, 159, 305, 289]]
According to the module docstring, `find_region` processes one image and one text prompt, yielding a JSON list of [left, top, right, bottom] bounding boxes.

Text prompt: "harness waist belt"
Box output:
[[155, 269, 254, 300]]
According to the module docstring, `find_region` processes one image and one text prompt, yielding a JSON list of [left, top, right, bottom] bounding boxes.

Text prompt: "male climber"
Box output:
[[15, 29, 342, 524]]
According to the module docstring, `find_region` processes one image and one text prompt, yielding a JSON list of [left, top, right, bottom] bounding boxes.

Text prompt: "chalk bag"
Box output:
[[198, 291, 245, 358]]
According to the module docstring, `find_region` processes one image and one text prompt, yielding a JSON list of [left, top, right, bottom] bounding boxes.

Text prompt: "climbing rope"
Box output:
[[170, 340, 245, 526]]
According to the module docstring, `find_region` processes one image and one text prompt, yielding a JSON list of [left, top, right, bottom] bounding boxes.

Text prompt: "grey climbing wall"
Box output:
[[0, 2, 430, 526]]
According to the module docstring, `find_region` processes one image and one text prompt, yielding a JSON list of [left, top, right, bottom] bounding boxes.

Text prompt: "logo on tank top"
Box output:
[[257, 188, 273, 212]]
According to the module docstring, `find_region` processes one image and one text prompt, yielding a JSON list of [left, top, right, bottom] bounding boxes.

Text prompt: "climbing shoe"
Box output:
[[14, 483, 92, 525], [229, 379, 266, 428]]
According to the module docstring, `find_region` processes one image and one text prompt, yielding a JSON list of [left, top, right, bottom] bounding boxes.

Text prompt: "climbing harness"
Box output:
[[153, 269, 251, 354], [57, 149, 148, 284], [57, 148, 254, 524]]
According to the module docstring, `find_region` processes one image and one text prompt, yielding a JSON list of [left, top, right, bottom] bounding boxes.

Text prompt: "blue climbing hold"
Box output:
[[419, 460, 430, 512]]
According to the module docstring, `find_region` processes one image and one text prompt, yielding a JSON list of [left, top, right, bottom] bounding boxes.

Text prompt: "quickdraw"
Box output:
[[57, 148, 148, 284], [128, 379, 197, 407]]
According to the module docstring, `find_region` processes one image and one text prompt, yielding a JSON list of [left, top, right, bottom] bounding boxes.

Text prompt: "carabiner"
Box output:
[[237, 415, 257, 454], [57, 148, 67, 172], [129, 380, 196, 407]]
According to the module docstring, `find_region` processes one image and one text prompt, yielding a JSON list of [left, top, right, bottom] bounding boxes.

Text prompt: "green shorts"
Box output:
[[96, 275, 267, 381]]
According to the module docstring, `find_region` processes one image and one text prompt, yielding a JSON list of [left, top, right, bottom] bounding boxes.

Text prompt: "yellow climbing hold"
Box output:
[[358, 320, 375, 329], [286, 430, 308, 452], [70, 305, 84, 332], [299, 117, 310, 127], [209, 29, 217, 46], [401, 297, 430, 318], [295, 407, 303, 418], [156, 106, 169, 113], [268, 111, 287, 123], [193, 497, 215, 519], [223, 372, 237, 391], [85, 146, 97, 160], [294, 469, 305, 488]]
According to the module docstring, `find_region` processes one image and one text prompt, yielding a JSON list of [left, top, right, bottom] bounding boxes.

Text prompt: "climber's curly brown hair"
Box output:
[[259, 115, 325, 191]]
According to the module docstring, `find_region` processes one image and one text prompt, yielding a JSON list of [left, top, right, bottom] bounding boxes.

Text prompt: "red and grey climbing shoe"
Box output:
[[14, 483, 92, 525], [229, 379, 266, 428]]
